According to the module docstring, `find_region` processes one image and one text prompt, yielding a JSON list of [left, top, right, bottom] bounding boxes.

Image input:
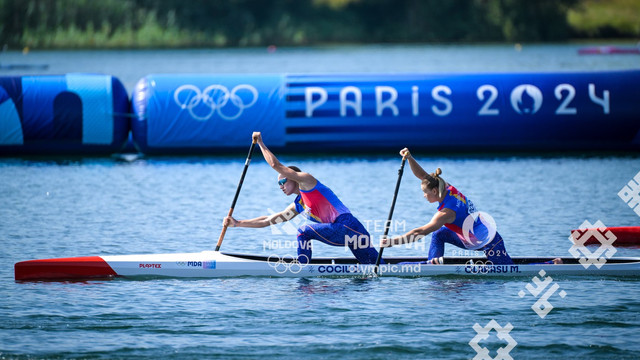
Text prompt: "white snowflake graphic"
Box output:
[[469, 320, 517, 360], [569, 220, 617, 269]]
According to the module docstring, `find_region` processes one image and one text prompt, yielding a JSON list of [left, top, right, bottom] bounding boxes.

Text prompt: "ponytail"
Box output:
[[422, 168, 447, 197]]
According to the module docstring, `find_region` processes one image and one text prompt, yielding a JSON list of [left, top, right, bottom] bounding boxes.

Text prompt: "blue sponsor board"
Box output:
[[284, 71, 640, 150], [132, 74, 285, 153], [131, 71, 640, 153]]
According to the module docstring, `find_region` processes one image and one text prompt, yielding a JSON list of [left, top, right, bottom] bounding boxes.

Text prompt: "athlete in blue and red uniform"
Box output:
[[381, 148, 514, 265], [223, 132, 380, 264]]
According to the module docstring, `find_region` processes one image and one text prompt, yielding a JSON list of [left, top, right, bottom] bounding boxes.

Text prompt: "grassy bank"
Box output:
[[3, 0, 639, 50]]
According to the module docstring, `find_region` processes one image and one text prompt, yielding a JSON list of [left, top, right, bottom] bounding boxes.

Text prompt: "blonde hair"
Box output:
[[421, 168, 447, 198]]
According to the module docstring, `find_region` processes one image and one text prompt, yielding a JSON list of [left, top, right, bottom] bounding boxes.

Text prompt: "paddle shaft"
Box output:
[[374, 157, 406, 274], [215, 141, 257, 251]]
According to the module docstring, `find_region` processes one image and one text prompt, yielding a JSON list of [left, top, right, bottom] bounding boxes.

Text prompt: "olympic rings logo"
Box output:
[[465, 259, 494, 274], [267, 254, 309, 274], [173, 84, 259, 121]]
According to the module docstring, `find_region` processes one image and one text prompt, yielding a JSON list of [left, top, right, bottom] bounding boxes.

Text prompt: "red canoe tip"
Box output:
[[14, 256, 118, 281], [570, 226, 640, 246]]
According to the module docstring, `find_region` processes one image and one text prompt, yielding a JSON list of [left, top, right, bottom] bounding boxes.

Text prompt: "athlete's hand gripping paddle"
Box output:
[[374, 155, 407, 275], [215, 136, 257, 251]]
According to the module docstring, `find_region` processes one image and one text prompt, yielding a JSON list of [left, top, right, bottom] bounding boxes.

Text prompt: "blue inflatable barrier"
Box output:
[[132, 74, 285, 153], [132, 70, 640, 153], [0, 74, 130, 155]]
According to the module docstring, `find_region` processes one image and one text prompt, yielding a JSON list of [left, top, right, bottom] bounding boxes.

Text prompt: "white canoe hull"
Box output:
[[15, 251, 640, 280]]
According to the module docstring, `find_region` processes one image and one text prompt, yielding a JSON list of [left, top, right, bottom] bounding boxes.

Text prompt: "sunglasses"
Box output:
[[278, 178, 288, 186]]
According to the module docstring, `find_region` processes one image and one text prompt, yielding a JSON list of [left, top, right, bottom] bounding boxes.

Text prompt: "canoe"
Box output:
[[571, 226, 640, 247], [14, 252, 640, 281], [578, 46, 640, 55]]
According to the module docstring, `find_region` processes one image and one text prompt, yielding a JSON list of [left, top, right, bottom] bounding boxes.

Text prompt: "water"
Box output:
[[2, 43, 639, 92], [1, 44, 640, 359]]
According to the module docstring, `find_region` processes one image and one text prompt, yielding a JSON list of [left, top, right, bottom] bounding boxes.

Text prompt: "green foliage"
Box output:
[[0, 0, 633, 49], [568, 0, 640, 37]]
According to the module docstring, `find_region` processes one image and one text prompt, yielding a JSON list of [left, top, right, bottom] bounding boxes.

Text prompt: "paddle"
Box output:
[[374, 155, 407, 275], [215, 138, 257, 251]]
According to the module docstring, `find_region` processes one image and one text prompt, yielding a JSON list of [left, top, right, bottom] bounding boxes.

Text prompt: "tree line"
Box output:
[[0, 0, 637, 49]]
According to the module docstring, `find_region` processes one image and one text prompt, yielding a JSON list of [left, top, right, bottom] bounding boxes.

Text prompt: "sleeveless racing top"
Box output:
[[294, 180, 350, 223], [437, 185, 495, 249]]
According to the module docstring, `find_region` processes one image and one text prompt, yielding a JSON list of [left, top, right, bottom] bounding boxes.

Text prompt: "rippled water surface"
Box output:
[[2, 155, 640, 359], [2, 45, 640, 359]]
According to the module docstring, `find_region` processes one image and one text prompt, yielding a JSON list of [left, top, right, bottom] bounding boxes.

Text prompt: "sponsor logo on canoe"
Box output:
[[518, 269, 567, 319], [463, 260, 520, 274], [469, 319, 517, 360], [139, 263, 161, 269], [176, 261, 216, 269], [317, 265, 362, 274]]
